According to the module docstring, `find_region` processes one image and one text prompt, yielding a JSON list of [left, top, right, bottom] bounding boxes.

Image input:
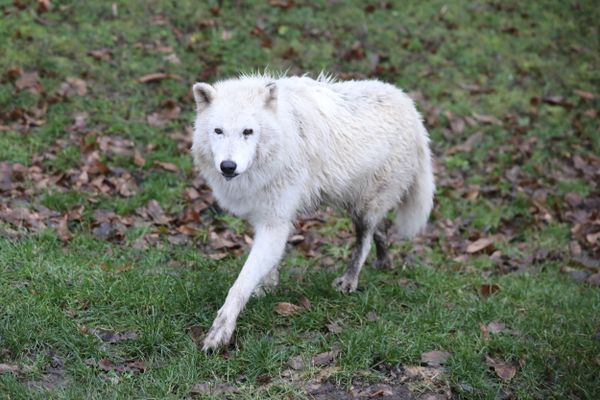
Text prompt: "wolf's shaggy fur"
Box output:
[[191, 74, 434, 350]]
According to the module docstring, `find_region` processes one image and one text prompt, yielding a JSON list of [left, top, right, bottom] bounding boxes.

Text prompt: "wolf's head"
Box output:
[[191, 80, 278, 181]]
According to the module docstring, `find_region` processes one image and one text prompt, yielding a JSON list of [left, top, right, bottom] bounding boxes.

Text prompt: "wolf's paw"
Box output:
[[374, 255, 392, 270], [332, 275, 358, 293], [202, 314, 235, 352]]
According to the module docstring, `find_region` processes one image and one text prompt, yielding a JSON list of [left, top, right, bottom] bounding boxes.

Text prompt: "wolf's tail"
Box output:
[[394, 128, 435, 239]]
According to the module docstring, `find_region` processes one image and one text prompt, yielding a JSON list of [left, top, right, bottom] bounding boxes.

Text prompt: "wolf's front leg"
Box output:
[[203, 222, 290, 351]]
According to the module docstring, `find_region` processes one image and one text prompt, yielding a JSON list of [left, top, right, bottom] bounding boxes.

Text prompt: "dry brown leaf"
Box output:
[[274, 302, 303, 316], [69, 112, 88, 132], [188, 324, 203, 346], [146, 200, 171, 225], [574, 89, 595, 100], [88, 328, 138, 343], [312, 348, 339, 367], [58, 77, 87, 97], [472, 113, 502, 125], [154, 161, 178, 172], [485, 355, 517, 381], [97, 358, 145, 373], [208, 252, 228, 260], [587, 272, 600, 286], [56, 214, 72, 241], [37, 0, 51, 13], [287, 355, 305, 370], [15, 71, 41, 92], [183, 187, 200, 201], [0, 162, 13, 192], [326, 321, 343, 334], [133, 151, 146, 167], [421, 351, 451, 367], [147, 101, 181, 127], [0, 363, 30, 374], [138, 73, 183, 83], [466, 237, 495, 254], [479, 284, 501, 297], [487, 320, 506, 334], [88, 48, 112, 61], [298, 295, 311, 309], [479, 322, 489, 337], [446, 131, 484, 155], [209, 231, 238, 250]]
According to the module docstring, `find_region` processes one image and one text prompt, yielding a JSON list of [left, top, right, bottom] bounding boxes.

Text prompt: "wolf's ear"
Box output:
[[192, 83, 216, 112], [265, 82, 277, 109]]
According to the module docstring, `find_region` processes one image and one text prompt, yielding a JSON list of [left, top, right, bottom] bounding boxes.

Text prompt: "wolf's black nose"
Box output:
[[220, 160, 237, 175]]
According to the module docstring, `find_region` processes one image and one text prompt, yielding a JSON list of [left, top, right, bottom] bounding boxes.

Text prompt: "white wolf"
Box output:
[[191, 74, 434, 350]]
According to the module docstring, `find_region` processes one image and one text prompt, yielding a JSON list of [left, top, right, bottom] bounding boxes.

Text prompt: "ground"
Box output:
[[0, 1, 599, 399]]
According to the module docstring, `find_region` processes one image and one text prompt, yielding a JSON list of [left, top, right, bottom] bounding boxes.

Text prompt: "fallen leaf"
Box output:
[[88, 328, 138, 343], [574, 89, 595, 100], [360, 383, 394, 397], [366, 311, 378, 322], [542, 95, 573, 108], [214, 383, 240, 394], [138, 73, 183, 83], [466, 237, 496, 254], [326, 321, 343, 334], [208, 252, 228, 260], [343, 40, 365, 61], [146, 200, 171, 225], [57, 77, 87, 97], [561, 267, 589, 283], [479, 323, 489, 337], [154, 161, 178, 172], [209, 231, 239, 250], [274, 302, 303, 316], [298, 295, 311, 309], [479, 284, 501, 297], [36, 0, 51, 13], [421, 351, 451, 367], [56, 214, 72, 241], [0, 363, 33, 375], [0, 162, 13, 192], [15, 71, 41, 92], [88, 48, 112, 61], [449, 115, 465, 134], [287, 355, 305, 370], [270, 0, 295, 8], [190, 383, 210, 396], [486, 320, 506, 334], [485, 355, 517, 381], [446, 131, 484, 155], [586, 272, 600, 286], [96, 358, 145, 373], [133, 150, 146, 167], [69, 112, 88, 132], [147, 100, 181, 127], [312, 348, 339, 367], [472, 113, 502, 125]]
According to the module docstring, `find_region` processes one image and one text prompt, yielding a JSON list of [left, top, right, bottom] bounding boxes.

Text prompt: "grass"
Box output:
[[1, 1, 599, 399]]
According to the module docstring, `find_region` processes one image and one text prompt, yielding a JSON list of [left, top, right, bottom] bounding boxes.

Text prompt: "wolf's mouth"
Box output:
[[222, 173, 239, 181]]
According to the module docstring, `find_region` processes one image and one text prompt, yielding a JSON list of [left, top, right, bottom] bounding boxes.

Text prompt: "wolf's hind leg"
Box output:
[[332, 218, 376, 293], [373, 219, 392, 269]]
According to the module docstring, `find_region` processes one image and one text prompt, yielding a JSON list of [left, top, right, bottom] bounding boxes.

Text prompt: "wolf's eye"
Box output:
[[243, 128, 253, 136], [214, 128, 223, 134]]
